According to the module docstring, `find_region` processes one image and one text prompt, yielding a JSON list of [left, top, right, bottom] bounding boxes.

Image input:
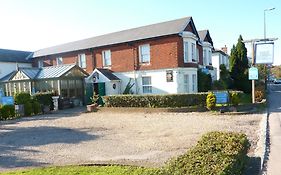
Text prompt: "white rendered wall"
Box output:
[[0, 62, 32, 79], [114, 67, 198, 95], [212, 54, 220, 80]]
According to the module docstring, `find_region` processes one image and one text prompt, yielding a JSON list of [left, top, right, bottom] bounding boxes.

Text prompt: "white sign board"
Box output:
[[249, 67, 258, 80], [255, 42, 274, 64]]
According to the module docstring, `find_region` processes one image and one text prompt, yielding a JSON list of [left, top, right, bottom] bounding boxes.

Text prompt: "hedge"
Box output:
[[164, 131, 250, 175], [103, 93, 208, 108], [0, 105, 15, 120]]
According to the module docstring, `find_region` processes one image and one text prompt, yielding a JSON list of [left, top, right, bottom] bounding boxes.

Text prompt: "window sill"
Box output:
[[103, 66, 112, 69], [140, 63, 150, 66]]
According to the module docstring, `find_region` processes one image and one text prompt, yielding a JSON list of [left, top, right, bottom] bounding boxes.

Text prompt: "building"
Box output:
[[212, 46, 230, 80], [197, 30, 216, 80], [31, 17, 215, 99], [0, 49, 33, 79]]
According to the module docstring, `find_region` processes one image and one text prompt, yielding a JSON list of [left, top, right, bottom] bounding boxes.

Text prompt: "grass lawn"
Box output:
[[0, 165, 160, 175]]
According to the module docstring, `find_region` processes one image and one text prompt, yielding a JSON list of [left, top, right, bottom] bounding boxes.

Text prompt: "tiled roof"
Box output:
[[0, 48, 33, 63], [33, 17, 193, 57], [198, 30, 208, 41], [97, 68, 120, 81]]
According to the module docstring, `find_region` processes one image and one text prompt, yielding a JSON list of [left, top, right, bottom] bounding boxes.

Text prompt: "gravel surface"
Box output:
[[0, 108, 262, 172]]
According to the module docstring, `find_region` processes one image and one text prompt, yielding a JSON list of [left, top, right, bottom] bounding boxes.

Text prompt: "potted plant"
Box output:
[[87, 92, 99, 112]]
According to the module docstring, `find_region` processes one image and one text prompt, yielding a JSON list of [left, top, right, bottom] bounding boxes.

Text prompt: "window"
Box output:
[[191, 43, 196, 62], [38, 59, 43, 68], [196, 48, 199, 62], [166, 70, 173, 82], [209, 50, 212, 65], [102, 50, 111, 67], [192, 74, 196, 92], [139, 44, 150, 63], [184, 74, 189, 93], [56, 57, 63, 65], [203, 49, 207, 65], [184, 42, 188, 63], [78, 54, 86, 68], [142, 76, 152, 93]]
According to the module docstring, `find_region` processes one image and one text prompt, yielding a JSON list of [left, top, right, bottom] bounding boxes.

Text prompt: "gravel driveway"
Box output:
[[0, 108, 262, 172]]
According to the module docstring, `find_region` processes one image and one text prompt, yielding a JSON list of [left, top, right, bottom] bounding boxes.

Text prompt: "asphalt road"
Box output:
[[265, 83, 281, 174]]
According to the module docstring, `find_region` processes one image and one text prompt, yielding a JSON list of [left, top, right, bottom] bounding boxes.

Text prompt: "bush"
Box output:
[[32, 100, 42, 115], [0, 105, 15, 120], [165, 131, 250, 175], [24, 102, 33, 116], [103, 93, 208, 108], [206, 92, 216, 110], [230, 92, 240, 106], [198, 69, 212, 92], [33, 92, 54, 110], [255, 90, 264, 102], [14, 92, 31, 104]]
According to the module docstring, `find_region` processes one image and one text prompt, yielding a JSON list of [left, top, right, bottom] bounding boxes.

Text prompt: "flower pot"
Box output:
[[87, 103, 98, 112]]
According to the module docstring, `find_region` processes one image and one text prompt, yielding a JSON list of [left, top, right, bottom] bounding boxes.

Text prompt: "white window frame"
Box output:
[[102, 50, 111, 67], [38, 59, 43, 68], [203, 49, 207, 65], [56, 57, 63, 65], [139, 44, 150, 64], [142, 76, 152, 94], [196, 48, 199, 62], [192, 74, 197, 92], [191, 43, 196, 62], [209, 50, 212, 65], [184, 41, 188, 63], [183, 74, 189, 93], [78, 53, 87, 68]]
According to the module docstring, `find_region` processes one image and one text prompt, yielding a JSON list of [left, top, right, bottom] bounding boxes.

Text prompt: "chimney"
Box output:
[[221, 45, 228, 54]]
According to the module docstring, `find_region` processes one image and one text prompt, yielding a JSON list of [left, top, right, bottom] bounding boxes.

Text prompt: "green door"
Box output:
[[85, 83, 93, 105], [98, 83, 105, 105]]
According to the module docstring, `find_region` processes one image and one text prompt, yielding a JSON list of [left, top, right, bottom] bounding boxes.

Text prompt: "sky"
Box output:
[[0, 0, 280, 64]]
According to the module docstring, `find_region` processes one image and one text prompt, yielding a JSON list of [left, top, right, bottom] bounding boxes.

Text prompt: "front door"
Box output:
[[93, 82, 106, 105]]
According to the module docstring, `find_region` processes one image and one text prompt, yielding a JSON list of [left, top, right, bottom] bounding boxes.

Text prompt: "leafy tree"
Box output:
[[229, 35, 251, 93], [198, 69, 212, 92], [219, 64, 233, 89]]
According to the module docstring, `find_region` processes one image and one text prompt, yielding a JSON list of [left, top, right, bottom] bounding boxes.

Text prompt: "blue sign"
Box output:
[[249, 67, 258, 80], [214, 91, 229, 104], [1, 96, 15, 105]]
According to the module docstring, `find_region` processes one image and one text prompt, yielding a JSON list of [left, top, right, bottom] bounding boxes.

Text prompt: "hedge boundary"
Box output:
[[103, 93, 208, 108], [164, 131, 250, 175]]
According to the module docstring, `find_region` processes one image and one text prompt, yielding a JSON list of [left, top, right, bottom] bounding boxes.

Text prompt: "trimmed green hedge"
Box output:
[[165, 131, 250, 175], [103, 93, 208, 108]]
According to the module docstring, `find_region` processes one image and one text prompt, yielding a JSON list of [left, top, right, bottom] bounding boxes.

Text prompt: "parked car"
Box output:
[[274, 79, 281, 84]]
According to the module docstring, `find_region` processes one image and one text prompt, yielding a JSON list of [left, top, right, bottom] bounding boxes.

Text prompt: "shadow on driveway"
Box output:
[[0, 126, 98, 170]]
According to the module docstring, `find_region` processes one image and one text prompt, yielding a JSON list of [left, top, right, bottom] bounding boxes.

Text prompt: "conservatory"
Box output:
[[0, 64, 88, 102]]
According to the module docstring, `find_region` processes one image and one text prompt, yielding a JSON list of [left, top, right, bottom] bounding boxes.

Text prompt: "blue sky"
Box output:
[[0, 0, 280, 64]]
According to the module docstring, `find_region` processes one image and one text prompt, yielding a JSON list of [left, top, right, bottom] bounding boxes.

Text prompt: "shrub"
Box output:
[[0, 105, 15, 120], [14, 92, 31, 104], [198, 69, 212, 92], [206, 92, 216, 110], [255, 90, 264, 102], [32, 100, 42, 115], [230, 92, 240, 106], [24, 102, 33, 116], [33, 92, 54, 110], [103, 93, 208, 108], [165, 131, 250, 175]]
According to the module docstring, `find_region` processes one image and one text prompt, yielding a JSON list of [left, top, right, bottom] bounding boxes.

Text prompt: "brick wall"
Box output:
[[33, 34, 199, 73]]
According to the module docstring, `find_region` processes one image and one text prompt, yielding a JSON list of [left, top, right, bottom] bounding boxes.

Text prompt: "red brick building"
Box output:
[[31, 17, 214, 96]]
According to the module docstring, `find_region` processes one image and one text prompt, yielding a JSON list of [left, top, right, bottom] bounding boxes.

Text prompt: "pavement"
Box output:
[[265, 83, 281, 174]]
